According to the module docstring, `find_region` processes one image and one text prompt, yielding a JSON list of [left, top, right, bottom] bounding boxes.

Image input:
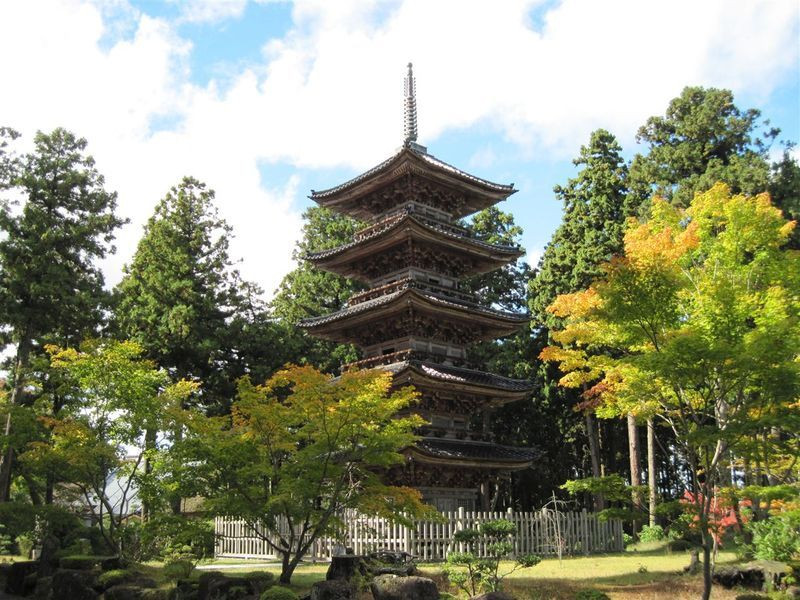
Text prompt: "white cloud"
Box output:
[[0, 0, 796, 299], [172, 0, 249, 24]]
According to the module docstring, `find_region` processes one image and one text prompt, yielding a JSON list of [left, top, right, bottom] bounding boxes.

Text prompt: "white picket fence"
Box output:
[[215, 508, 624, 561]]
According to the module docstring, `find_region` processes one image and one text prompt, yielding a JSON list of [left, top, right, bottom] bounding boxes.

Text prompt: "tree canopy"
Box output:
[[0, 128, 124, 501], [173, 365, 431, 583], [542, 184, 800, 599]]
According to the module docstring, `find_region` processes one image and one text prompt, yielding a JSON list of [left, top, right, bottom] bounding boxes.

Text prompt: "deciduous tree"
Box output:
[[528, 129, 632, 510], [542, 184, 800, 600], [173, 365, 431, 583], [0, 128, 124, 501], [20, 341, 194, 554]]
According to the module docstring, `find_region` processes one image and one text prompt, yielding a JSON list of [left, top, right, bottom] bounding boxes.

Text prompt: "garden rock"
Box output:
[[101, 556, 127, 571], [32, 575, 52, 600], [175, 578, 200, 600], [38, 534, 60, 577], [104, 586, 172, 600], [714, 562, 789, 590], [206, 577, 251, 600], [51, 568, 99, 599], [326, 555, 368, 581], [369, 574, 438, 600], [714, 566, 764, 590], [104, 585, 144, 600], [243, 572, 275, 596], [310, 579, 355, 600], [5, 560, 40, 595]]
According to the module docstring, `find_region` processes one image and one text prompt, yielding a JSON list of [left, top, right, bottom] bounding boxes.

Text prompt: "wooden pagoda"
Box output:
[[300, 64, 536, 511]]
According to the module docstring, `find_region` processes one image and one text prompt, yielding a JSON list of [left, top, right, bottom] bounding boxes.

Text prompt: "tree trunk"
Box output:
[[170, 427, 183, 514], [701, 533, 713, 600], [647, 418, 657, 527], [142, 427, 157, 521], [585, 412, 604, 510], [280, 551, 303, 584], [0, 336, 32, 502], [627, 413, 642, 535]]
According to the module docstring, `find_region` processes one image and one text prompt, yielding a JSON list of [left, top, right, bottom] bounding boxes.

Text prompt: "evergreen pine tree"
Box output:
[[0, 128, 124, 501]]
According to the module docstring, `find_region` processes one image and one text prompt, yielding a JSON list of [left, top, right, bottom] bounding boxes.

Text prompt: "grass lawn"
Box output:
[[199, 542, 749, 599]]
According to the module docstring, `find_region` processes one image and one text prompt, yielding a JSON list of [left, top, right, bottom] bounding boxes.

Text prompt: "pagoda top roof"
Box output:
[[309, 143, 516, 219], [409, 438, 538, 469]]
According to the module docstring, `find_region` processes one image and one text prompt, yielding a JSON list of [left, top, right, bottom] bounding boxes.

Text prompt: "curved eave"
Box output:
[[305, 214, 523, 280], [298, 288, 529, 343], [309, 146, 516, 219], [406, 439, 536, 470], [387, 361, 533, 405]]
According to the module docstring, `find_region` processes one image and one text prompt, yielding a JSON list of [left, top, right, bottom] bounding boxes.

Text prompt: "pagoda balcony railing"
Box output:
[[343, 348, 476, 371], [347, 277, 477, 307], [353, 205, 471, 242], [416, 426, 491, 443]]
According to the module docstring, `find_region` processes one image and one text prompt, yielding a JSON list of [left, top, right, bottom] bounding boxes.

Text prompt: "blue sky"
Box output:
[[1, 0, 798, 297]]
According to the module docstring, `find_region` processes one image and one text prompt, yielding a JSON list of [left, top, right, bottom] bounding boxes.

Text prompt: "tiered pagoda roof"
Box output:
[[305, 208, 523, 282], [298, 280, 528, 345], [300, 63, 536, 510], [310, 143, 516, 220]]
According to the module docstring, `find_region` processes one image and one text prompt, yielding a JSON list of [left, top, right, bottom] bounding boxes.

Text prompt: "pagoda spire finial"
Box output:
[[403, 62, 418, 144]]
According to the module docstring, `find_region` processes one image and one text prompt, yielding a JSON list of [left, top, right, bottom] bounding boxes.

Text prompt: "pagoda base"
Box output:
[[388, 450, 531, 511]]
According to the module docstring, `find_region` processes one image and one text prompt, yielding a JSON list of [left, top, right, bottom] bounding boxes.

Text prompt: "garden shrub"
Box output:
[[36, 505, 84, 545], [748, 511, 800, 562], [96, 569, 133, 590], [0, 524, 13, 555], [260, 586, 299, 600], [137, 514, 215, 562], [667, 539, 693, 552], [638, 525, 665, 543], [15, 533, 34, 558], [163, 558, 195, 581], [244, 572, 275, 595], [59, 555, 99, 570], [0, 502, 36, 540], [575, 590, 611, 600], [444, 518, 540, 596]]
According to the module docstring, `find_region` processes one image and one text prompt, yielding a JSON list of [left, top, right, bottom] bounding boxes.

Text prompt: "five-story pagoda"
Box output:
[[300, 64, 536, 511]]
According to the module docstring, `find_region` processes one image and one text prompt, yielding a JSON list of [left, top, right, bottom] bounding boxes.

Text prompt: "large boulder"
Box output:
[[369, 574, 438, 600], [32, 575, 53, 600], [714, 562, 789, 590], [104, 586, 171, 600], [6, 560, 40, 595], [310, 579, 355, 600], [195, 570, 274, 599], [175, 578, 200, 600], [51, 568, 99, 600]]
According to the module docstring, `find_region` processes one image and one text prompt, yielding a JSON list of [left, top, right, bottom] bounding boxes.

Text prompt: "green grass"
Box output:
[[110, 545, 749, 599]]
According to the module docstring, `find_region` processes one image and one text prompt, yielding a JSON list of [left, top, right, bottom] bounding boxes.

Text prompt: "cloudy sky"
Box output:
[[1, 0, 798, 298]]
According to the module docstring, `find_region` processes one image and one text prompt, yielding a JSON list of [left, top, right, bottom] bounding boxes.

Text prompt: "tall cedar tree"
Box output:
[[115, 177, 270, 415], [270, 206, 363, 372], [526, 129, 632, 509], [629, 86, 777, 210], [629, 87, 799, 244], [0, 128, 124, 501]]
